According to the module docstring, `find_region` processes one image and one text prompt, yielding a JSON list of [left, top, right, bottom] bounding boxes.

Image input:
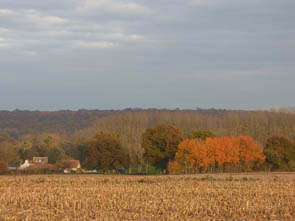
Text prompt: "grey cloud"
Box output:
[[0, 0, 294, 110], [74, 0, 153, 17]]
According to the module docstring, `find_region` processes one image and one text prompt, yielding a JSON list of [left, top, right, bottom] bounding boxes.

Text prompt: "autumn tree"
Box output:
[[0, 136, 20, 166], [264, 135, 295, 171], [85, 132, 129, 171], [171, 139, 206, 173], [169, 136, 265, 174], [238, 136, 265, 171], [142, 124, 182, 170], [18, 135, 35, 161], [91, 112, 148, 167]]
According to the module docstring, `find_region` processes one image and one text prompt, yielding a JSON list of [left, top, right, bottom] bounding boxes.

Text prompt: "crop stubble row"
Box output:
[[0, 174, 294, 220]]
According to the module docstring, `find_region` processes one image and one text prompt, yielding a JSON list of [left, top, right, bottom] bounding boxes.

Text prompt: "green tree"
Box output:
[[264, 135, 295, 171], [18, 135, 35, 161], [189, 130, 216, 140], [31, 134, 65, 163], [61, 141, 88, 166], [142, 124, 182, 170], [85, 132, 129, 171], [47, 148, 63, 164], [0, 136, 20, 166]]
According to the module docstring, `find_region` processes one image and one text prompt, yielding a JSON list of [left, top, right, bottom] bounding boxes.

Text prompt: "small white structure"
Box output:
[[19, 160, 31, 170], [83, 169, 97, 174]]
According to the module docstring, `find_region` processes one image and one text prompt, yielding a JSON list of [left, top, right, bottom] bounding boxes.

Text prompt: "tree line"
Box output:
[[1, 109, 295, 173], [79, 110, 295, 168], [1, 124, 295, 174], [143, 125, 295, 173]]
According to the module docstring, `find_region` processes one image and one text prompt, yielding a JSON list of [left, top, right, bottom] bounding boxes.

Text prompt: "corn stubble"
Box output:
[[0, 174, 294, 220]]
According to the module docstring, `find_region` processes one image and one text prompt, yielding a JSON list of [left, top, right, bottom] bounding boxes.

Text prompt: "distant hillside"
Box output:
[[0, 109, 118, 137], [0, 108, 228, 138], [0, 108, 294, 143]]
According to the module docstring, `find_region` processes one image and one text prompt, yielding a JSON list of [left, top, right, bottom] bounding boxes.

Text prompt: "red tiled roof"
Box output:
[[62, 160, 80, 169]]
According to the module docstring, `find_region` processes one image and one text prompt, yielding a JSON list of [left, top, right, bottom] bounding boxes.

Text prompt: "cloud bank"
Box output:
[[0, 0, 294, 110]]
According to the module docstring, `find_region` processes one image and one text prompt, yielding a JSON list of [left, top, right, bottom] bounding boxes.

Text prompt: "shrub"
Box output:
[[0, 162, 8, 174]]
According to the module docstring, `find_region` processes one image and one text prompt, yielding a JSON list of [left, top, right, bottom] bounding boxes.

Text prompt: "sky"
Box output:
[[0, 0, 294, 111]]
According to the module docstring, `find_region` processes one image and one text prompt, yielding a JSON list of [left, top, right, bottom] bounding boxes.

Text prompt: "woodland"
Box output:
[[0, 108, 295, 173]]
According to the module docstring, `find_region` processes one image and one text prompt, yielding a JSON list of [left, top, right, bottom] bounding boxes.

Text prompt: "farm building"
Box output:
[[19, 157, 59, 171], [19, 157, 49, 170], [32, 157, 48, 164], [61, 160, 81, 173], [18, 158, 82, 173]]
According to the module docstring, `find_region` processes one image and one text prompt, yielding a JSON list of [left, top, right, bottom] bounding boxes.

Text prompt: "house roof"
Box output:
[[62, 160, 80, 168], [32, 157, 48, 164], [33, 157, 48, 160]]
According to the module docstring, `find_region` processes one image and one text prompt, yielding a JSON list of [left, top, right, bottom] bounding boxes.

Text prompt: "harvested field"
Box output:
[[0, 173, 295, 220]]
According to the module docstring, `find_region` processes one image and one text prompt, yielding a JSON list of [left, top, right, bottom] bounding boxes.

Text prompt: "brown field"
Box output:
[[1, 173, 295, 220]]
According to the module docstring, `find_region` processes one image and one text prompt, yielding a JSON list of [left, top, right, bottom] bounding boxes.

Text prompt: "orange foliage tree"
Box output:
[[238, 136, 265, 170], [168, 136, 265, 174]]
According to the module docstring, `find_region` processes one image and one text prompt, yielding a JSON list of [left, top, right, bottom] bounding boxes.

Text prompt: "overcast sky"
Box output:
[[0, 0, 294, 111]]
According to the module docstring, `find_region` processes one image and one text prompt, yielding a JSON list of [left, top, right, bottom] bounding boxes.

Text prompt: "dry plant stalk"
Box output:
[[0, 173, 294, 220]]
